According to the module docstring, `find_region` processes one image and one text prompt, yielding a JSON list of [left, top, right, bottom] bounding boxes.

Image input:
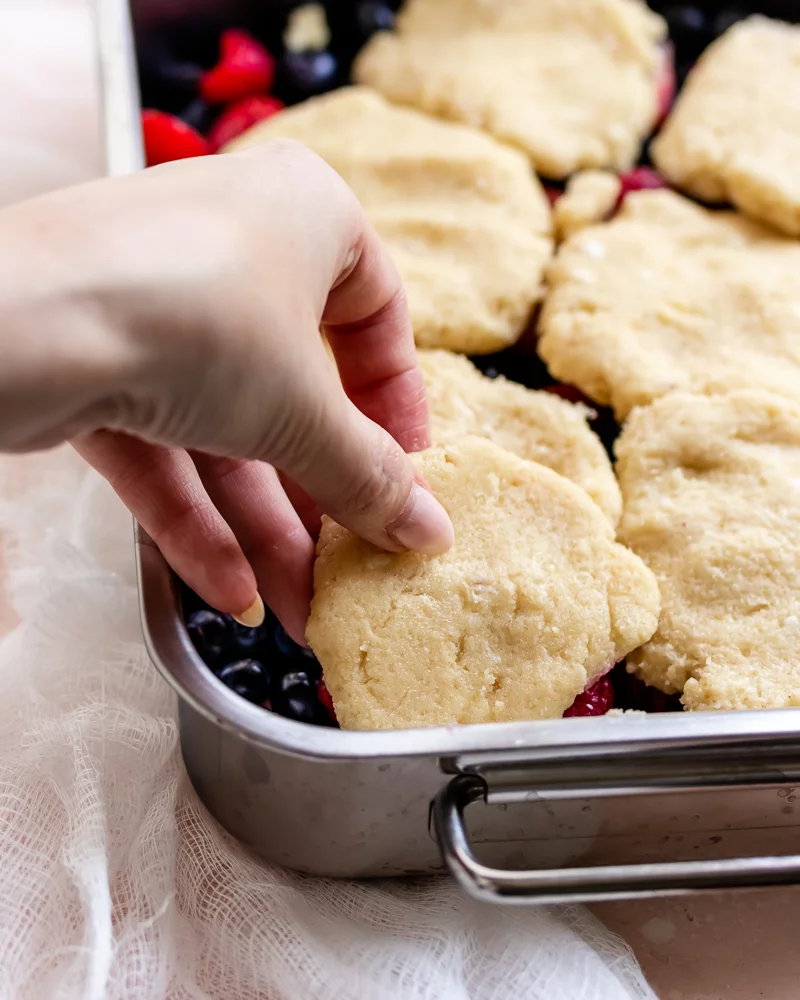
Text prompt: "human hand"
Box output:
[[0, 140, 453, 642]]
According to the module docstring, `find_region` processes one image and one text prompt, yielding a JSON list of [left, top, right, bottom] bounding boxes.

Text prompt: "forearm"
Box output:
[[0, 184, 161, 452]]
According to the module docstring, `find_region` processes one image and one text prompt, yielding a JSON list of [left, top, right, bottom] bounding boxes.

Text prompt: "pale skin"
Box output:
[[0, 140, 454, 644]]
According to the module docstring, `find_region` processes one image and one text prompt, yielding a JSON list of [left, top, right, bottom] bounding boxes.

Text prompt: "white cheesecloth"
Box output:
[[0, 448, 658, 1000]]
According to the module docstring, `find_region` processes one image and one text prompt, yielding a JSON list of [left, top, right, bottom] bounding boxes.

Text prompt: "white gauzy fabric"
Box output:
[[0, 448, 657, 1000]]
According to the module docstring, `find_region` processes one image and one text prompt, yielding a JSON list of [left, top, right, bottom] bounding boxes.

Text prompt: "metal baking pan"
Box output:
[[97, 0, 800, 904]]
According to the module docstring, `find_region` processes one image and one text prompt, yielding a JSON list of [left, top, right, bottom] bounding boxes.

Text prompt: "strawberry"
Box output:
[[141, 110, 211, 166], [563, 674, 614, 717], [200, 29, 276, 105], [209, 95, 284, 151]]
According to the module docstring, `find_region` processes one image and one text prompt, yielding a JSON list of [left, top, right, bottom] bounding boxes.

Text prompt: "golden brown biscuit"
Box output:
[[652, 17, 800, 236], [553, 171, 621, 241], [420, 349, 621, 524], [307, 437, 659, 731], [616, 389, 800, 710], [538, 190, 800, 420], [354, 0, 666, 178], [225, 87, 552, 354]]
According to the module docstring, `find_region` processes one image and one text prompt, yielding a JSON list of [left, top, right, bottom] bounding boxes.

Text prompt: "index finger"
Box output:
[[322, 233, 430, 454]]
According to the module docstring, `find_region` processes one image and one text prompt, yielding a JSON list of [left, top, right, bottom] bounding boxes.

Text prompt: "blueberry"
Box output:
[[662, 4, 707, 34], [662, 5, 710, 60], [179, 582, 206, 616], [273, 687, 323, 724], [217, 659, 272, 703], [356, 2, 395, 37], [280, 670, 311, 693], [299, 650, 322, 679], [273, 626, 322, 673], [231, 620, 269, 655], [711, 8, 748, 38], [186, 609, 230, 664], [179, 97, 214, 133], [138, 38, 203, 113], [282, 50, 338, 96], [274, 624, 299, 659]]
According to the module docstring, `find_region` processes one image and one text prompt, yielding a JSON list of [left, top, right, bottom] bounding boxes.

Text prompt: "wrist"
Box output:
[[0, 186, 157, 451]]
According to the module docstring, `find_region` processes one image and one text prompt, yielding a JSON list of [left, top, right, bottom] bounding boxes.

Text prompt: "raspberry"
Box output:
[[563, 674, 614, 717], [141, 110, 211, 166], [209, 95, 284, 151], [617, 167, 668, 206], [656, 43, 677, 125], [200, 29, 276, 104], [317, 677, 337, 724], [544, 186, 562, 207], [544, 383, 594, 406]]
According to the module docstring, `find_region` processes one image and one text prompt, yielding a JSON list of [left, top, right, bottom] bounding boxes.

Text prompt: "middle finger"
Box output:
[[191, 453, 315, 646]]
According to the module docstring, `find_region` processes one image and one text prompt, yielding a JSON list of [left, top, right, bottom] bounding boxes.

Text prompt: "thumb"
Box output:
[[276, 376, 454, 556], [269, 203, 454, 557]]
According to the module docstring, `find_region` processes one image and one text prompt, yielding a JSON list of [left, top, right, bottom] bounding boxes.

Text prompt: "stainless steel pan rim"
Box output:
[[137, 525, 800, 764], [144, 523, 800, 903]]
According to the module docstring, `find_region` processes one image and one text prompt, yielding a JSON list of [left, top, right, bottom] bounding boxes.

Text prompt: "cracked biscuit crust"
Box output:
[[617, 390, 800, 710], [353, 0, 666, 178], [420, 349, 621, 524], [652, 17, 800, 236], [307, 437, 659, 730], [225, 87, 552, 354], [538, 190, 800, 420]]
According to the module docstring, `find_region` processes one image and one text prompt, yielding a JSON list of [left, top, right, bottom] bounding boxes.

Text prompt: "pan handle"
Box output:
[[433, 773, 800, 905]]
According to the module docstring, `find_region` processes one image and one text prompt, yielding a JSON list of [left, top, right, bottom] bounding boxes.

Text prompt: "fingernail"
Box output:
[[232, 593, 265, 628], [388, 483, 454, 556]]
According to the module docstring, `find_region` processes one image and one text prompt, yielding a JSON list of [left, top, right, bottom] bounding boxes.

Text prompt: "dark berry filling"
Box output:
[[184, 588, 680, 726], [218, 658, 273, 702], [617, 167, 669, 206], [356, 2, 396, 38], [614, 667, 684, 713], [186, 608, 231, 667], [563, 673, 615, 717], [183, 587, 336, 726], [279, 49, 340, 99]]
